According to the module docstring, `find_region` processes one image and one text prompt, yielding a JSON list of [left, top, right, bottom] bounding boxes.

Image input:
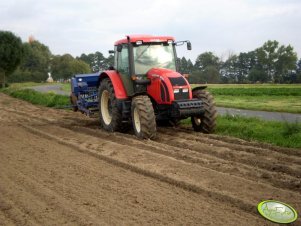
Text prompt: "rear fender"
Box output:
[[98, 71, 128, 99]]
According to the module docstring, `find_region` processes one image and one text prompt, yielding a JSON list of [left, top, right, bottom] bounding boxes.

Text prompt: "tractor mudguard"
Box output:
[[98, 71, 128, 99], [192, 85, 207, 92]]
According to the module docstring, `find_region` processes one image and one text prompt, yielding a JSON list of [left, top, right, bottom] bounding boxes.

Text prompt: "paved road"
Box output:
[[30, 84, 68, 96], [30, 84, 301, 123], [217, 107, 301, 123]]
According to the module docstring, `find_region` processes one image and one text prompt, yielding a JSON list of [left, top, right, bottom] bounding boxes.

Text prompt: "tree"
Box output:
[[78, 51, 113, 72], [194, 52, 219, 70], [220, 54, 238, 83], [219, 40, 298, 84], [190, 66, 220, 84], [103, 54, 114, 70], [256, 40, 278, 81], [248, 68, 269, 83], [189, 70, 202, 84], [192, 52, 220, 84], [274, 45, 297, 83], [255, 40, 297, 83], [0, 31, 23, 87], [178, 57, 194, 74], [178, 57, 187, 74], [13, 40, 52, 82], [201, 65, 220, 83], [296, 58, 301, 83], [51, 54, 90, 80], [221, 51, 258, 83]]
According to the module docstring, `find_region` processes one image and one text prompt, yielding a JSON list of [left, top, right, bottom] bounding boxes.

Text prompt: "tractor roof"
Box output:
[[114, 35, 175, 45]]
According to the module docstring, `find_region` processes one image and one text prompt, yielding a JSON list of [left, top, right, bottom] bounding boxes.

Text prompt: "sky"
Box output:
[[1, 0, 300, 62]]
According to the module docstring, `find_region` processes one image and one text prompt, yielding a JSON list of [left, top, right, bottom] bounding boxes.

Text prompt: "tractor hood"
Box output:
[[146, 68, 192, 104], [147, 68, 187, 84]]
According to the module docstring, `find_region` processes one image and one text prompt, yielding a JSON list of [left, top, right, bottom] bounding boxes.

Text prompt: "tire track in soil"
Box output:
[[18, 124, 256, 214], [19, 123, 301, 218], [174, 126, 301, 157], [58, 125, 301, 193], [161, 127, 301, 161], [2, 105, 301, 192], [157, 129, 301, 177]]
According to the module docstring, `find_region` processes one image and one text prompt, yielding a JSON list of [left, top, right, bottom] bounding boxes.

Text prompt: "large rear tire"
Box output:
[[131, 96, 157, 139], [191, 90, 217, 133], [98, 78, 123, 132]]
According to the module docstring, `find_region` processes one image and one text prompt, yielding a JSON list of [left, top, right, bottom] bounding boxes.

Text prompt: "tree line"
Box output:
[[1, 30, 301, 88], [179, 40, 300, 84], [0, 31, 114, 86]]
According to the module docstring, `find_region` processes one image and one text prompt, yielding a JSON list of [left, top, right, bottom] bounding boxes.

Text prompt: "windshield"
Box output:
[[133, 43, 176, 74]]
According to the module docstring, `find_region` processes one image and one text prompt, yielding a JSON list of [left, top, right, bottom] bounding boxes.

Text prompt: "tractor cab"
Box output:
[[112, 35, 191, 96]]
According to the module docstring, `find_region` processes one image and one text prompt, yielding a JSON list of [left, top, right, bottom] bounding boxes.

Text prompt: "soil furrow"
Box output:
[[157, 132, 301, 178], [20, 123, 301, 217], [3, 105, 301, 180], [171, 126, 301, 157], [60, 124, 301, 193]]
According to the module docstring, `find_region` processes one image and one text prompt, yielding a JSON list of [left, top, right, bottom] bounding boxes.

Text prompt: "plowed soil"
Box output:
[[0, 93, 300, 225]]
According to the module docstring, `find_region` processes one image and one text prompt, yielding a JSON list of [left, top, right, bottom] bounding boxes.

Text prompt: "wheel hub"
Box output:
[[101, 90, 112, 125], [133, 107, 141, 133]]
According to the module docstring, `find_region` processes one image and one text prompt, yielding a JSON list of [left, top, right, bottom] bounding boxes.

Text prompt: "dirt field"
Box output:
[[0, 93, 300, 225]]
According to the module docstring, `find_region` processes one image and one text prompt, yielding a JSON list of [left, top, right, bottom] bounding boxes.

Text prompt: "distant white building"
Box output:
[[47, 72, 54, 83]]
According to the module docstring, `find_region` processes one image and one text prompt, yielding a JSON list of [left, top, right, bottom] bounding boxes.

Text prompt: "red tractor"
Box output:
[[96, 35, 216, 139]]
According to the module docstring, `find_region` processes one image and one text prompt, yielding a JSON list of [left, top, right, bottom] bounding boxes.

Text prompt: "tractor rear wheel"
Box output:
[[191, 90, 217, 133], [98, 78, 123, 132], [131, 96, 157, 139]]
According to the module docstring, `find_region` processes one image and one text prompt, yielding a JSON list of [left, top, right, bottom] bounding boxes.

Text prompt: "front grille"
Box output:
[[174, 89, 189, 100], [169, 77, 187, 86], [171, 99, 204, 118]]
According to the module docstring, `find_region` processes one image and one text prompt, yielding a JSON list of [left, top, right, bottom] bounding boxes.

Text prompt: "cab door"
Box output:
[[116, 44, 134, 96]]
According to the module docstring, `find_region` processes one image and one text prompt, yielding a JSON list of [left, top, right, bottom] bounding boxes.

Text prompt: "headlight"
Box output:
[[174, 89, 180, 93], [182, 88, 188, 92]]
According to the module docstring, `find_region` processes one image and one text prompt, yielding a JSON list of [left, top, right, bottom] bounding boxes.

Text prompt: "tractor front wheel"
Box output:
[[98, 78, 123, 132], [191, 90, 217, 133], [131, 96, 157, 139]]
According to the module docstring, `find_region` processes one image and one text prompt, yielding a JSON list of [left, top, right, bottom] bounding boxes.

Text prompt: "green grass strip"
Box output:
[[183, 115, 301, 149], [207, 87, 301, 96], [214, 95, 301, 113], [2, 88, 69, 108]]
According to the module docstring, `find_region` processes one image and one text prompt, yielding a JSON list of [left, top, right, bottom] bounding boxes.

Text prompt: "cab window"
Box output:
[[117, 44, 129, 75]]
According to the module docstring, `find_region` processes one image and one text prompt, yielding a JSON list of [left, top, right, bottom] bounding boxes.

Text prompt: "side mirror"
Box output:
[[187, 41, 192, 50], [108, 50, 114, 54], [117, 45, 123, 52]]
